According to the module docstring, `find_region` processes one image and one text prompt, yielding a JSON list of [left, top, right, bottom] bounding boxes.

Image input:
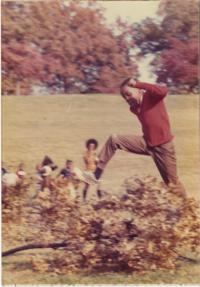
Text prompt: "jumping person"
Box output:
[[83, 78, 186, 197]]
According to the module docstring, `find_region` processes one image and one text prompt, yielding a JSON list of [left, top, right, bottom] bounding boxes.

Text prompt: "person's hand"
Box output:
[[128, 78, 137, 87]]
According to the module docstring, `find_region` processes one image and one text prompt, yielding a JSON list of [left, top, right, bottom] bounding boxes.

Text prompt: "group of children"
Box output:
[[2, 138, 100, 201], [2, 162, 27, 189]]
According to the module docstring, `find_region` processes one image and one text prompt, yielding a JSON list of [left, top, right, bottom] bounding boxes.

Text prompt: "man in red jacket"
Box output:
[[83, 78, 186, 196]]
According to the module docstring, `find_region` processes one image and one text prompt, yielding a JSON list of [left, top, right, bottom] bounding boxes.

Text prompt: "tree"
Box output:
[[2, 0, 138, 94], [132, 18, 169, 55], [158, 0, 198, 41], [130, 0, 198, 93], [132, 0, 198, 55], [154, 0, 198, 92], [152, 38, 198, 93], [2, 40, 49, 95]]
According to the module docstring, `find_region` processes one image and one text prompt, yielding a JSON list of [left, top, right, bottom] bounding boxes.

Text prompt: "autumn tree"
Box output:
[[2, 0, 138, 95], [132, 0, 198, 55], [158, 0, 198, 41], [2, 41, 47, 95], [132, 18, 169, 55], [130, 0, 198, 93], [156, 0, 198, 92], [152, 38, 198, 93]]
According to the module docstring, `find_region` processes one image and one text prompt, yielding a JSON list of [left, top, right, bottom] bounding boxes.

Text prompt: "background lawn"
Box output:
[[2, 94, 199, 198], [2, 94, 200, 284]]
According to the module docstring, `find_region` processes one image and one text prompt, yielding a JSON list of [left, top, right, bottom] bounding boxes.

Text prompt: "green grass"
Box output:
[[2, 94, 199, 198], [2, 254, 200, 284], [2, 94, 200, 284]]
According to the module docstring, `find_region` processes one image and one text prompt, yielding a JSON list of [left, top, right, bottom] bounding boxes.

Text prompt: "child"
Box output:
[[57, 159, 84, 200], [2, 163, 26, 189], [16, 162, 26, 181], [82, 138, 102, 200], [35, 155, 57, 193], [58, 160, 84, 182], [2, 169, 19, 188], [57, 159, 74, 180], [83, 138, 99, 172], [2, 167, 7, 176]]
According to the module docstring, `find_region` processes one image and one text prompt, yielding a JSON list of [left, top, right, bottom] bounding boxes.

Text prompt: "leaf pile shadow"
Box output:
[[2, 176, 200, 274]]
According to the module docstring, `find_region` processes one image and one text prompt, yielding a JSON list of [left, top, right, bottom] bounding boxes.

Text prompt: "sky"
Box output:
[[99, 1, 160, 24], [99, 1, 160, 81]]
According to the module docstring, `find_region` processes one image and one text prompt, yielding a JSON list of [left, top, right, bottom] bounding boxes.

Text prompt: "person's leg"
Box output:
[[83, 134, 150, 185], [41, 176, 51, 191], [41, 178, 45, 191], [83, 134, 150, 196], [83, 183, 89, 201], [150, 141, 186, 197], [95, 134, 150, 178], [97, 189, 102, 199]]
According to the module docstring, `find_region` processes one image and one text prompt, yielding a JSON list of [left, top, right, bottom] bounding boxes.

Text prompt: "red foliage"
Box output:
[[155, 38, 198, 92], [2, 1, 138, 95]]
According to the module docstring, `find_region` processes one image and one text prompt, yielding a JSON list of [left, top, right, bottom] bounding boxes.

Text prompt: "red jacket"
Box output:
[[131, 82, 173, 147]]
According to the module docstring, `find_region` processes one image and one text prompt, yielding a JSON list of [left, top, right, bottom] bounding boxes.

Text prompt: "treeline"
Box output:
[[2, 0, 198, 95]]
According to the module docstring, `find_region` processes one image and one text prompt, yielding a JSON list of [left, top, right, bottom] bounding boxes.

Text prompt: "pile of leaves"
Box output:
[[2, 176, 200, 274], [2, 181, 32, 249], [2, 184, 29, 224]]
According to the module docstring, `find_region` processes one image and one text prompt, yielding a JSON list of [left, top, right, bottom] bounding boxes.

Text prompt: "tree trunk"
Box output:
[[16, 81, 21, 96], [2, 241, 68, 257]]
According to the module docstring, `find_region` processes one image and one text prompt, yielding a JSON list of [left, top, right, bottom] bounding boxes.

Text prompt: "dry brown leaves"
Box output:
[[2, 176, 200, 274]]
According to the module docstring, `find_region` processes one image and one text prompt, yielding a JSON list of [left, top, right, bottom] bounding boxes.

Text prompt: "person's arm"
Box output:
[[83, 151, 90, 165], [40, 167, 46, 175], [95, 155, 99, 164], [56, 168, 64, 178], [129, 79, 168, 100]]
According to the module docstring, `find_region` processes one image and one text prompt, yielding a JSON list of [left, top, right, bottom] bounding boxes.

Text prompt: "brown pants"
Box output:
[[97, 134, 185, 190]]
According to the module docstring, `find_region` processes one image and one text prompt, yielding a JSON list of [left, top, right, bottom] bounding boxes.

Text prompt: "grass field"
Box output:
[[2, 94, 199, 198], [2, 94, 200, 284]]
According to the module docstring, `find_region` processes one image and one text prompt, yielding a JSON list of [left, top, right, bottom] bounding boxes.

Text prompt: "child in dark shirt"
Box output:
[[58, 160, 74, 180], [57, 159, 83, 199]]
